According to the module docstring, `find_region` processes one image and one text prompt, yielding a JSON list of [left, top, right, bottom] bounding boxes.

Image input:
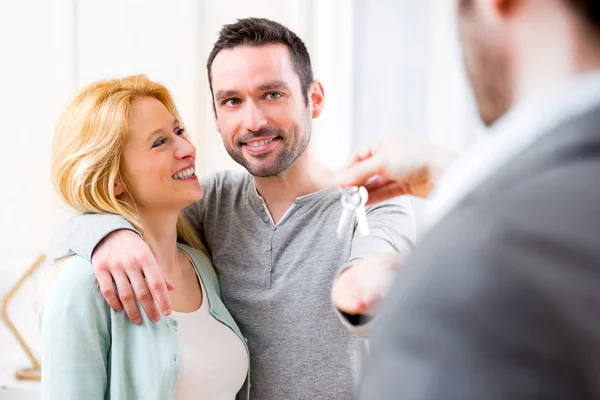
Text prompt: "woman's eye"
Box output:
[[266, 92, 282, 100], [176, 127, 186, 136], [151, 137, 167, 148]]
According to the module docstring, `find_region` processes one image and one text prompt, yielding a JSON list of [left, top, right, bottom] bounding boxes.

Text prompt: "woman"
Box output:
[[39, 75, 250, 399]]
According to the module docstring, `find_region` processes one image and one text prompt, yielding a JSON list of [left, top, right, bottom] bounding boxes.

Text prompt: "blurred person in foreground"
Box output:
[[333, 0, 600, 398]]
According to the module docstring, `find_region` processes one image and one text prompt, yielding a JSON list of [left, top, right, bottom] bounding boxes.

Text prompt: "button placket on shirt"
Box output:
[[256, 200, 278, 288], [265, 229, 275, 287]]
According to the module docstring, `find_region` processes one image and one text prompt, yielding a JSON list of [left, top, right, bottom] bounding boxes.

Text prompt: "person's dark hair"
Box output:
[[567, 0, 600, 32], [207, 17, 314, 105]]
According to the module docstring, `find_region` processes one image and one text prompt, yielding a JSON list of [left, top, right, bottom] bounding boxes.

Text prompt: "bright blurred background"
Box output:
[[0, 0, 483, 397]]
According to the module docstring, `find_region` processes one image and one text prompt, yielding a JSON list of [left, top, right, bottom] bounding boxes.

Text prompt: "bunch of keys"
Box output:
[[336, 186, 370, 239]]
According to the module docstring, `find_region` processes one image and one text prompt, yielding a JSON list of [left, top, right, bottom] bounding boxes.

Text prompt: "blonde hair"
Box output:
[[51, 74, 206, 253]]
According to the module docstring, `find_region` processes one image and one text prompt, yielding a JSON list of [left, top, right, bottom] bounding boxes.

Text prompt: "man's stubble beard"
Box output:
[[459, 11, 513, 126], [225, 123, 312, 178]]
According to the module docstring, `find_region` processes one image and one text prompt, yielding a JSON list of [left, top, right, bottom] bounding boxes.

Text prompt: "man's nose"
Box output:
[[243, 101, 268, 132]]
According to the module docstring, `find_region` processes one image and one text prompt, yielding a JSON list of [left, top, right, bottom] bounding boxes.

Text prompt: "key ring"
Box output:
[[340, 187, 361, 209], [340, 186, 368, 208]]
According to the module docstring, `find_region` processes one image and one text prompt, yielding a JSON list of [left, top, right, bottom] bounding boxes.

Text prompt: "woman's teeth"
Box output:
[[246, 138, 274, 147], [173, 167, 195, 180]]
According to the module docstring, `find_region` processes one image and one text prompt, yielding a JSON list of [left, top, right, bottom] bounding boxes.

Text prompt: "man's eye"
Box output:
[[224, 99, 241, 107], [151, 137, 167, 148], [266, 92, 282, 100]]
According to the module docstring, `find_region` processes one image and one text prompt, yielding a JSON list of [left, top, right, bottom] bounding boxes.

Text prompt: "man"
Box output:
[[333, 0, 600, 398], [49, 18, 415, 399]]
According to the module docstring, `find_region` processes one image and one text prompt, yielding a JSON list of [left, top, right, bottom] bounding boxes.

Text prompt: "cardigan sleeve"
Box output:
[[39, 256, 111, 400]]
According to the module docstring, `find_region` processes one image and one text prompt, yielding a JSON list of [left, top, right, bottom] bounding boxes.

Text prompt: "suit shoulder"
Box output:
[[473, 157, 600, 252]]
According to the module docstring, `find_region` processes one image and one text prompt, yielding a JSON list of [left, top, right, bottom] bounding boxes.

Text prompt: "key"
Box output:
[[337, 187, 360, 238], [336, 186, 370, 238], [355, 186, 370, 236]]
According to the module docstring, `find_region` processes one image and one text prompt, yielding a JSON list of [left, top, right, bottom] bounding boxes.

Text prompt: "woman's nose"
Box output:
[[174, 135, 195, 160]]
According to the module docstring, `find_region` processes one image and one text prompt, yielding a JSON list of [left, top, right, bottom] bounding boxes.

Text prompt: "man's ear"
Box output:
[[309, 80, 325, 119], [486, 0, 515, 16], [212, 101, 221, 133]]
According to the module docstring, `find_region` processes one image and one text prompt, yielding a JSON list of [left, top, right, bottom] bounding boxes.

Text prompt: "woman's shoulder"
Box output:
[[50, 255, 97, 285], [39, 255, 106, 314], [177, 243, 220, 287], [177, 243, 212, 268]]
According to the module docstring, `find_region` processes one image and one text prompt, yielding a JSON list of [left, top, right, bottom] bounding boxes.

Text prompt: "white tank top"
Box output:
[[172, 278, 249, 400]]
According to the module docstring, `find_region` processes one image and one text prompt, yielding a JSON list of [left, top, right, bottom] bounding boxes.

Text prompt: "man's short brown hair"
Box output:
[[207, 18, 314, 105]]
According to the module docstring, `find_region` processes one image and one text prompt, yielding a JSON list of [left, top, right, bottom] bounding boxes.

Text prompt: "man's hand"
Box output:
[[332, 253, 402, 317], [92, 229, 174, 324], [335, 137, 457, 204]]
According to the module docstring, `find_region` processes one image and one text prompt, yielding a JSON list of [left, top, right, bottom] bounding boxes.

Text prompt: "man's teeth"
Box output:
[[246, 138, 274, 147], [173, 167, 195, 180]]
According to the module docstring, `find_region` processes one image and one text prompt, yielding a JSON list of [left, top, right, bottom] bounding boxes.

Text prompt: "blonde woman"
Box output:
[[39, 75, 250, 400]]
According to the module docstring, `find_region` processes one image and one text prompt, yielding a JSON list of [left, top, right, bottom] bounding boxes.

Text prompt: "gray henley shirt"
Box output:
[[50, 170, 416, 399]]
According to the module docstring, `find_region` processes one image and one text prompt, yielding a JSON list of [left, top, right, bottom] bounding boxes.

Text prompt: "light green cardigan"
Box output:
[[39, 243, 250, 400]]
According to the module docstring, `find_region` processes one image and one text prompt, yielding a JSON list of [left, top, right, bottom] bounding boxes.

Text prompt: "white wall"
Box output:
[[0, 0, 354, 391], [0, 0, 76, 377]]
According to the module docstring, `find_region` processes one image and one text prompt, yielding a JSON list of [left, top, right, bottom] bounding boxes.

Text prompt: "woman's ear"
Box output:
[[114, 179, 124, 197]]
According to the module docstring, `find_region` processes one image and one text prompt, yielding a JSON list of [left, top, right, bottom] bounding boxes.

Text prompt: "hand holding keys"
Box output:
[[336, 186, 370, 239]]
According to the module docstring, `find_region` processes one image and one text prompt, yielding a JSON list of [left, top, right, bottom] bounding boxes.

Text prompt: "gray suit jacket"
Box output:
[[358, 106, 600, 399]]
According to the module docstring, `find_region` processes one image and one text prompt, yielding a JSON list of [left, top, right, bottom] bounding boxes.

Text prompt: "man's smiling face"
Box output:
[[210, 44, 314, 177]]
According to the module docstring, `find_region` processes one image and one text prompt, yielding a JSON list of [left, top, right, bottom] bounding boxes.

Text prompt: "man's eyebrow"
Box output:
[[257, 81, 291, 92], [214, 90, 239, 102], [214, 81, 291, 103]]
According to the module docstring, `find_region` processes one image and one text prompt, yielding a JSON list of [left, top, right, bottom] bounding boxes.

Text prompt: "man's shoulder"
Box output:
[[417, 154, 600, 296], [199, 170, 252, 197], [365, 195, 413, 215], [476, 147, 600, 242]]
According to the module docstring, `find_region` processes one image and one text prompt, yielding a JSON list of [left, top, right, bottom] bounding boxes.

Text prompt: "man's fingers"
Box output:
[[128, 269, 161, 323], [96, 268, 123, 312], [342, 145, 375, 169], [336, 154, 385, 187], [141, 259, 172, 316], [333, 290, 367, 315], [364, 176, 394, 193], [365, 182, 412, 205], [113, 269, 142, 324], [166, 279, 175, 291], [332, 269, 369, 315]]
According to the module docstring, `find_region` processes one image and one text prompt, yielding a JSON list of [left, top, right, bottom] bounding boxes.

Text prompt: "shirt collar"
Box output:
[[426, 70, 600, 228]]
